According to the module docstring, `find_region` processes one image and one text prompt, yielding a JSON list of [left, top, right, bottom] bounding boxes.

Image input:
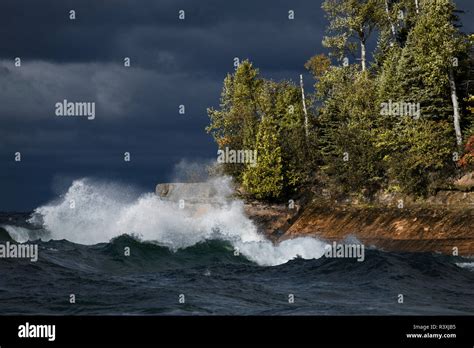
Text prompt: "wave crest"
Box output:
[[17, 178, 328, 266]]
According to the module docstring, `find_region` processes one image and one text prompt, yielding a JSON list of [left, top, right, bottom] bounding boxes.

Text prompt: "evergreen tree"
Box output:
[[377, 117, 454, 195], [243, 115, 284, 200], [253, 79, 313, 196], [373, 0, 469, 194], [207, 60, 262, 179], [206, 0, 473, 200], [232, 60, 262, 150], [316, 65, 385, 195], [395, 0, 469, 138]]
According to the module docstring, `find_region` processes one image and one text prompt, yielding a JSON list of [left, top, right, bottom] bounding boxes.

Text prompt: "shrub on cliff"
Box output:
[[459, 135, 474, 170], [459, 96, 474, 170]]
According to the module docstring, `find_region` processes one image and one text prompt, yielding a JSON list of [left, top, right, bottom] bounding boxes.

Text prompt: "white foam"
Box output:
[[456, 262, 474, 271], [23, 178, 326, 266], [2, 225, 30, 243]]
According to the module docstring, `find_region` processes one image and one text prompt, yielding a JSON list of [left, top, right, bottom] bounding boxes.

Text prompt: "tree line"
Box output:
[[207, 0, 474, 201]]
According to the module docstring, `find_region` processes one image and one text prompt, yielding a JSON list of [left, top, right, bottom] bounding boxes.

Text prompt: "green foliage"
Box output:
[[206, 0, 473, 201], [317, 68, 385, 195], [207, 62, 314, 200], [206, 60, 261, 179], [395, 0, 468, 120], [374, 0, 468, 194], [466, 95, 474, 138], [270, 81, 313, 191], [322, 0, 383, 58], [377, 118, 455, 195], [242, 116, 284, 200]]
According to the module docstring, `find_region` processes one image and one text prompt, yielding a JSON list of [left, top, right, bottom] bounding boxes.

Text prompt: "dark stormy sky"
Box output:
[[0, 0, 473, 211]]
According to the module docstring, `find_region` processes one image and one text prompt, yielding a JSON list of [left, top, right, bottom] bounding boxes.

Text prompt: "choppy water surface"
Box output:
[[0, 179, 473, 315]]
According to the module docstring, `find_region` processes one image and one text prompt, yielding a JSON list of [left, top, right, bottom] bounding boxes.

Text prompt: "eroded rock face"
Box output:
[[282, 204, 474, 255], [242, 195, 474, 255], [243, 202, 301, 242], [154, 182, 474, 255]]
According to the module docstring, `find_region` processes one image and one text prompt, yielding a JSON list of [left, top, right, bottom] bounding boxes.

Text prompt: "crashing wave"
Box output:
[[4, 178, 327, 266]]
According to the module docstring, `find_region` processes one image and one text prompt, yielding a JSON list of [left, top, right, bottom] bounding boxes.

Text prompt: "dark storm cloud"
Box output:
[[0, 0, 473, 210], [0, 60, 221, 121], [0, 0, 326, 74]]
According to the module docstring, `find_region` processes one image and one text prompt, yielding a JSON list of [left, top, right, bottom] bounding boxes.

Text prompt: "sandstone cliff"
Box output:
[[155, 182, 474, 256]]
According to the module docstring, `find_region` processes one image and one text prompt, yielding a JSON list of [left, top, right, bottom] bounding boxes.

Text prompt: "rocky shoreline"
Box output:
[[244, 191, 474, 257], [155, 182, 474, 256]]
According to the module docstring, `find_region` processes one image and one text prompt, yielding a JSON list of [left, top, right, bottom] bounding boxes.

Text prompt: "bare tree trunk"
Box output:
[[361, 40, 367, 71], [300, 74, 308, 138], [385, 0, 396, 37], [449, 68, 462, 146], [415, 0, 420, 14]]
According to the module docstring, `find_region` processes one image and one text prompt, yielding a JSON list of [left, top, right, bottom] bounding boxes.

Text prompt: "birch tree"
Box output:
[[384, 0, 396, 38], [322, 0, 384, 71]]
